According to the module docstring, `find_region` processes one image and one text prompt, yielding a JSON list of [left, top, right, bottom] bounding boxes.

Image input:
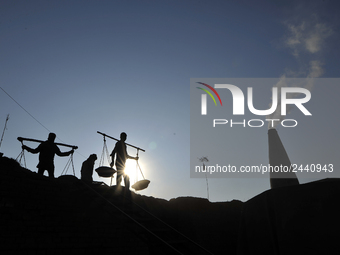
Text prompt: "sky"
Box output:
[[1, 0, 339, 202]]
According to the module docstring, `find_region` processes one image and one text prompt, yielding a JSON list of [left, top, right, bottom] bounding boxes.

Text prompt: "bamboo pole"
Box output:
[[97, 131, 145, 152], [17, 137, 78, 149]]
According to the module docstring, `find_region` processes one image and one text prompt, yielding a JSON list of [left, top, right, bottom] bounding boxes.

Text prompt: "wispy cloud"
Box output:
[[285, 21, 333, 57], [308, 60, 324, 78], [267, 17, 332, 128], [284, 18, 332, 80]]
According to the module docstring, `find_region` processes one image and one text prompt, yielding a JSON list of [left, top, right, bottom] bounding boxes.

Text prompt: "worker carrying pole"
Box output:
[[97, 131, 146, 190], [18, 133, 77, 178]]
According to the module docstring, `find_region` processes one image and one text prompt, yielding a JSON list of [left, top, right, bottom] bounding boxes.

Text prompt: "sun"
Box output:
[[124, 159, 147, 187], [124, 159, 138, 184]]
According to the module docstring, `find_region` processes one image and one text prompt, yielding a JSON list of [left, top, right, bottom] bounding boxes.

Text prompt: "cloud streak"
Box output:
[[285, 21, 333, 57], [267, 18, 332, 128]]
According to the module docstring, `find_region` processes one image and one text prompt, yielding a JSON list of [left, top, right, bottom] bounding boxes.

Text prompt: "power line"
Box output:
[[0, 86, 86, 159], [0, 86, 52, 133]]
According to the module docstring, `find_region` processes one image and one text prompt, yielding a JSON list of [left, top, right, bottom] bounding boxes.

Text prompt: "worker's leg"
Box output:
[[37, 168, 45, 176], [47, 167, 55, 178], [124, 174, 130, 190], [116, 169, 123, 187]]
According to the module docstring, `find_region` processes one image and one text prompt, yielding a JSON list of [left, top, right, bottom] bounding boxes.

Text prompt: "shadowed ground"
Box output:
[[0, 156, 243, 255], [1, 156, 338, 254]]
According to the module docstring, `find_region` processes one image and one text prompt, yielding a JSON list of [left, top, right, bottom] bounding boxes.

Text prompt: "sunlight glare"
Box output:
[[124, 159, 147, 187], [124, 160, 138, 185]]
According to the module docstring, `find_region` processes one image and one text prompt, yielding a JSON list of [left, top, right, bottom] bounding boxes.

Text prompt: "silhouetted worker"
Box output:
[[110, 132, 138, 189], [22, 133, 74, 178], [81, 154, 97, 184]]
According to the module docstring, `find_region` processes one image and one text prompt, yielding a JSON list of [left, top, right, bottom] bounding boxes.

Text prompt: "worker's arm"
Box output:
[[22, 144, 40, 154], [127, 154, 139, 161], [55, 145, 74, 157], [110, 146, 117, 168]]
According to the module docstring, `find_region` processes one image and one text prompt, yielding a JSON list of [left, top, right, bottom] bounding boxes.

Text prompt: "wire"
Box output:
[[16, 149, 27, 168], [0, 86, 86, 159], [0, 87, 52, 133], [61, 153, 76, 176], [99, 137, 111, 167], [80, 181, 214, 255]]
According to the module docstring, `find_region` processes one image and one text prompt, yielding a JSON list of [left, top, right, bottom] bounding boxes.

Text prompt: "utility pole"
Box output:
[[0, 114, 9, 151], [199, 156, 210, 201]]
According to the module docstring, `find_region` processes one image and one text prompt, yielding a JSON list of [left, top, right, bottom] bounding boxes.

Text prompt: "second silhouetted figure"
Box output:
[[110, 132, 138, 189], [81, 154, 97, 184]]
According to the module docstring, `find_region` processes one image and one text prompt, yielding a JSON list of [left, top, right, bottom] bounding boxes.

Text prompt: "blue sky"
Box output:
[[1, 0, 339, 202]]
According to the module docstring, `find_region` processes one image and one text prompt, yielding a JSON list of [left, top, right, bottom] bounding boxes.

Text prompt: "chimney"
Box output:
[[268, 128, 299, 189]]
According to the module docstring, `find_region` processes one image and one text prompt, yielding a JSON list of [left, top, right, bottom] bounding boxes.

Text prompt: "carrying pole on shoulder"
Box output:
[[97, 131, 145, 152], [17, 137, 78, 149]]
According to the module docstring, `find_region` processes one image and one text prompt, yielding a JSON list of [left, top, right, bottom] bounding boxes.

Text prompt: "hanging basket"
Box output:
[[132, 179, 150, 191], [95, 166, 117, 178]]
